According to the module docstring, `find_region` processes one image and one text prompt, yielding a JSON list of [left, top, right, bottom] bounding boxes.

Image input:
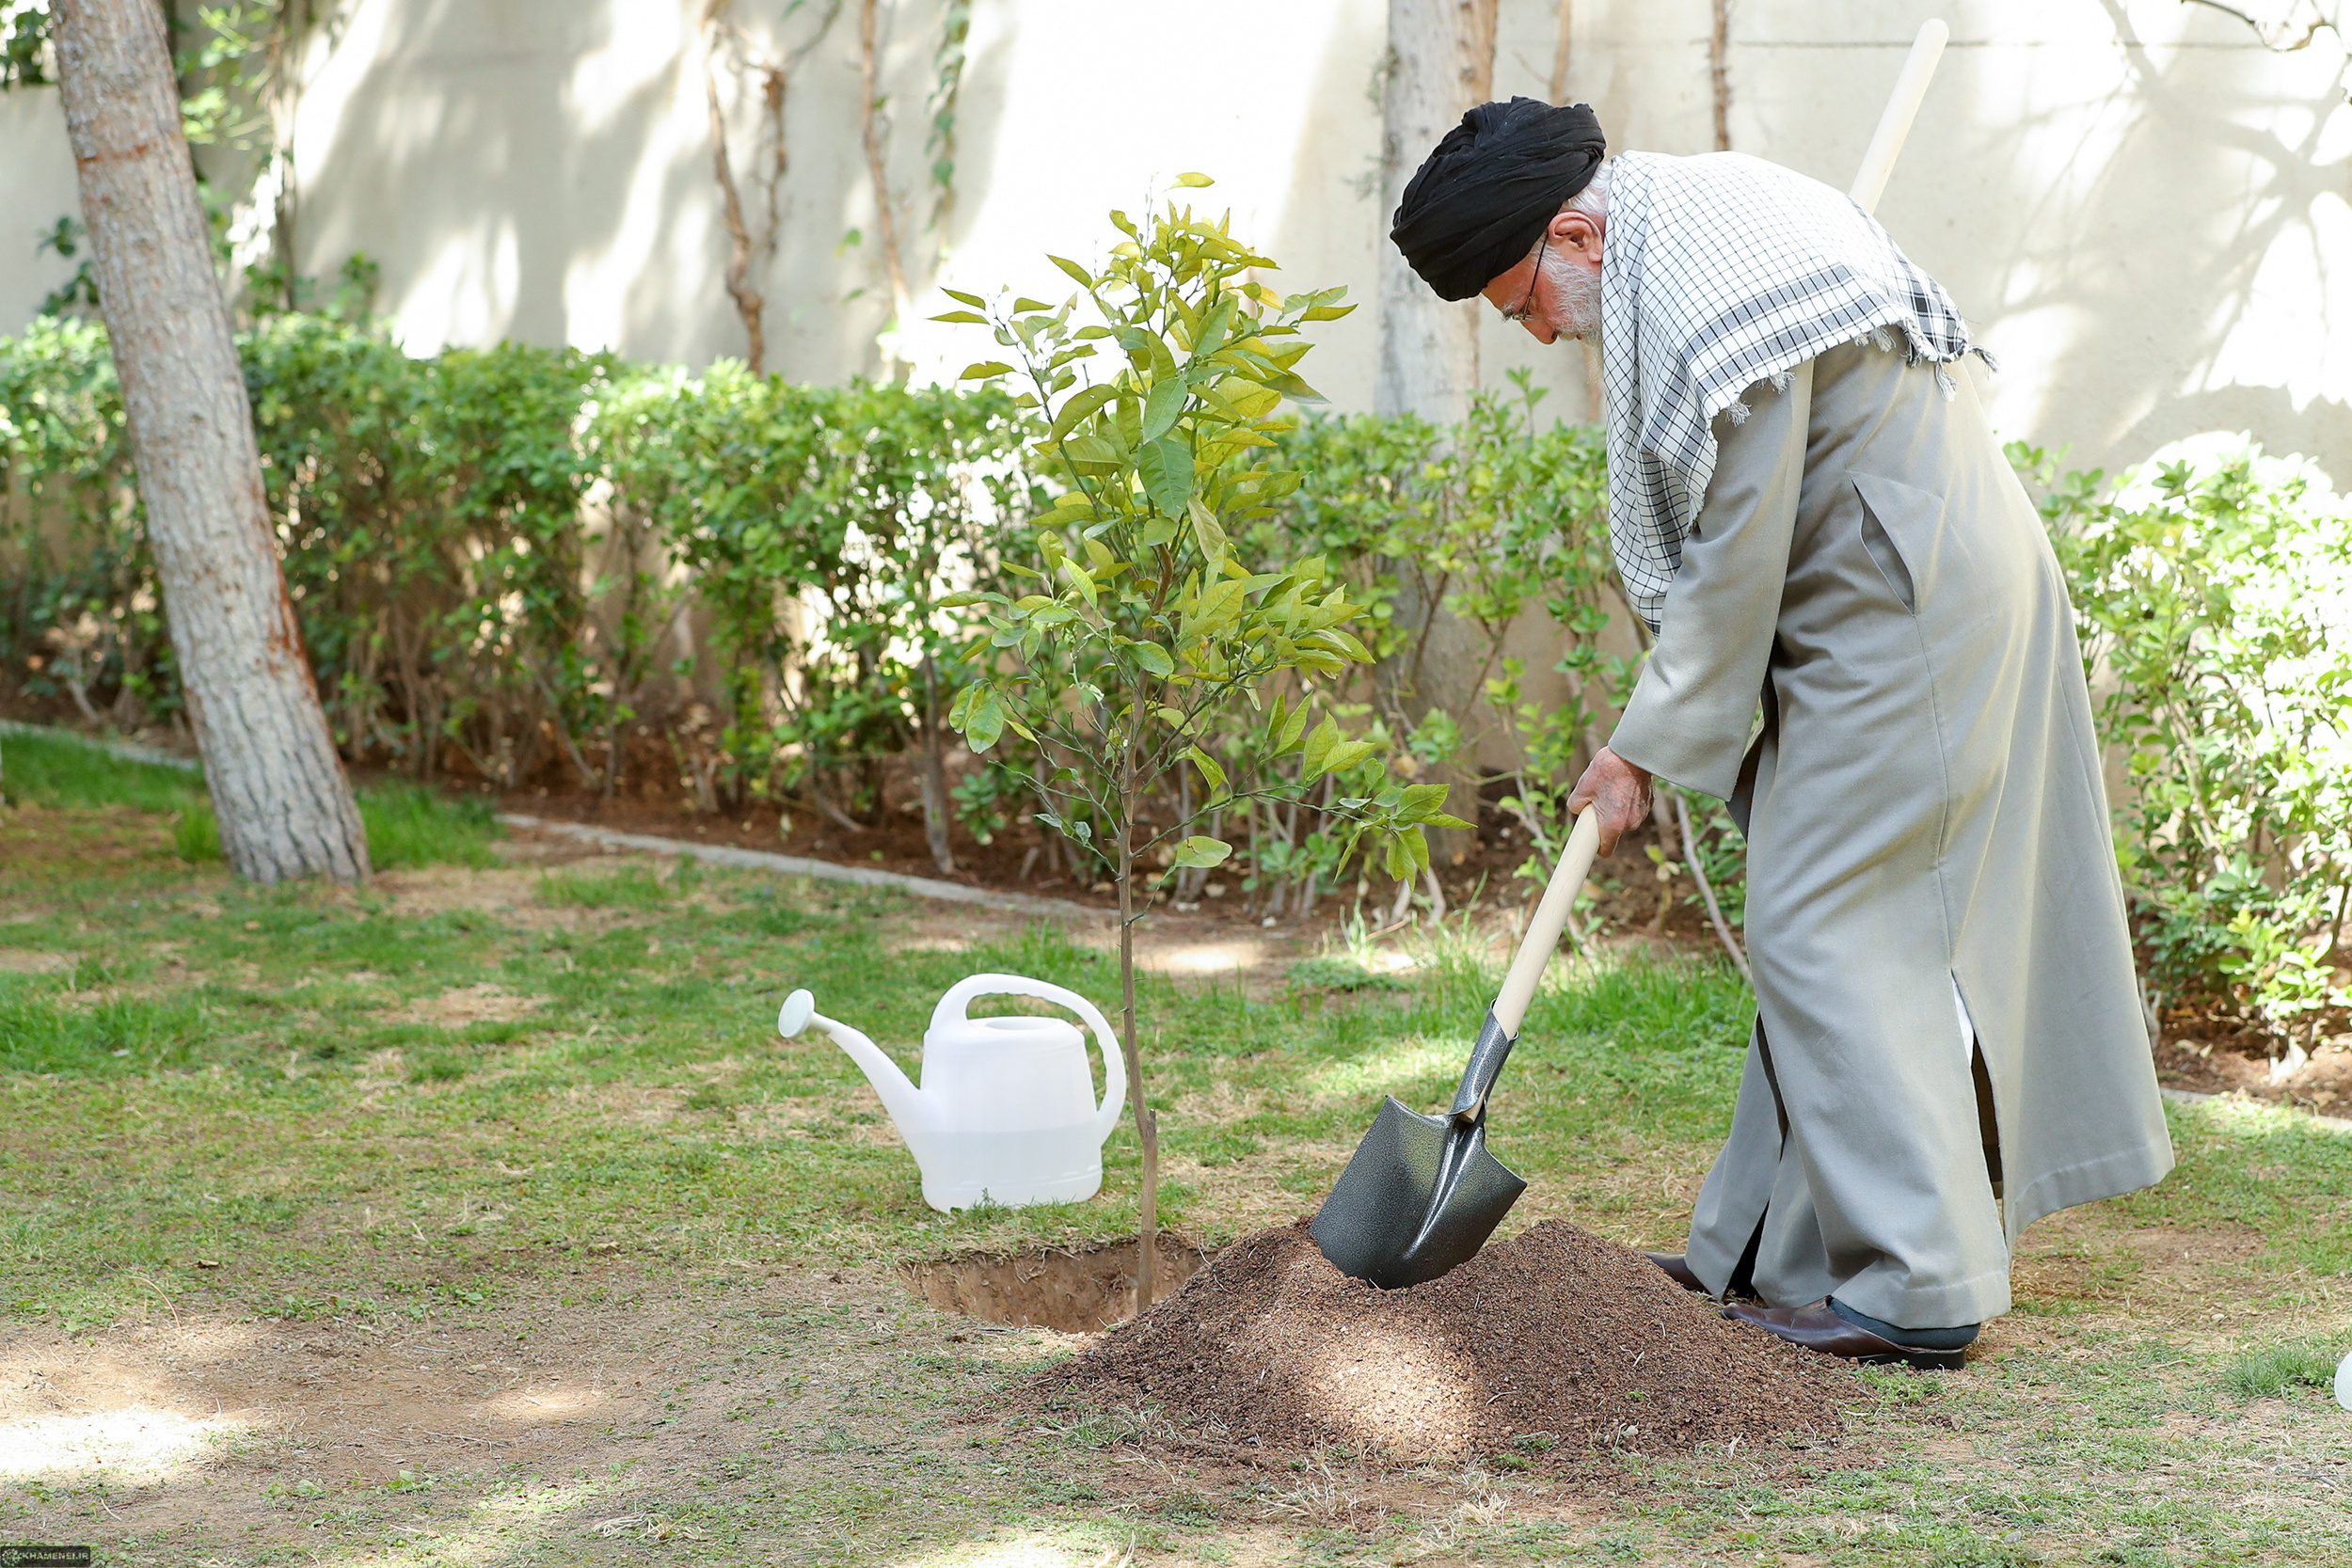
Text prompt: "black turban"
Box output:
[[1391, 98, 1608, 302]]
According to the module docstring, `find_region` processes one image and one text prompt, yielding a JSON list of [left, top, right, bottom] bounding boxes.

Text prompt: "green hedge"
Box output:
[[5, 316, 2346, 1042], [0, 315, 1038, 817], [2019, 436, 2352, 1038]]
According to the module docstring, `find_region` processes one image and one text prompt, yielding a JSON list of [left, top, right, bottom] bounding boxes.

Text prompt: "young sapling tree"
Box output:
[[937, 182, 1464, 1308]]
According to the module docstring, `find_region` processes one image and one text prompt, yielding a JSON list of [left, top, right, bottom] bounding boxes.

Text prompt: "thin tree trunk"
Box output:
[[52, 0, 369, 886], [1548, 0, 1573, 102], [1377, 0, 1497, 425], [703, 1, 767, 372], [858, 0, 914, 350], [1674, 787, 1751, 983], [917, 652, 954, 873], [1649, 790, 1678, 932], [1709, 0, 1735, 151], [1115, 746, 1159, 1316]]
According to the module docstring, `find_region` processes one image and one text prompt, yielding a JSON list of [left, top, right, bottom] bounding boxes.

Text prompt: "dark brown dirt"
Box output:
[[1019, 1219, 1858, 1465], [902, 1237, 1211, 1332]]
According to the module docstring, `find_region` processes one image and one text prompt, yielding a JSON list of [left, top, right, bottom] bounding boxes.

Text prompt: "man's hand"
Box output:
[[1565, 747, 1655, 856]]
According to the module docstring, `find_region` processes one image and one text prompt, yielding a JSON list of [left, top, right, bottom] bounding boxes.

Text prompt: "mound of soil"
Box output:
[[1021, 1220, 1857, 1463]]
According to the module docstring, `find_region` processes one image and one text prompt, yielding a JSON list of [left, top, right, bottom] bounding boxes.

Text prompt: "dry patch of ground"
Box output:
[[0, 1264, 1029, 1561], [391, 982, 542, 1028]]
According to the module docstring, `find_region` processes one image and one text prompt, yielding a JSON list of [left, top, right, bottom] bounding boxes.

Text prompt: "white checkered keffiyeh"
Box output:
[[1598, 151, 1981, 629]]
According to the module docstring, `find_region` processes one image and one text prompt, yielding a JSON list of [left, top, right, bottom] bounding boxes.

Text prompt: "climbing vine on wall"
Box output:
[[925, 0, 969, 232]]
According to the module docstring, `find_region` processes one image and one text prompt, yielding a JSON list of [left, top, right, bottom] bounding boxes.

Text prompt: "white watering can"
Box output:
[[779, 974, 1126, 1212]]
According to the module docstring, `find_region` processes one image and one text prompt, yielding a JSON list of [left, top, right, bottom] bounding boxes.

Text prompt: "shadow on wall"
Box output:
[[0, 88, 83, 331], [290, 0, 914, 376], [1266, 0, 1385, 415], [1977, 2, 2352, 486]]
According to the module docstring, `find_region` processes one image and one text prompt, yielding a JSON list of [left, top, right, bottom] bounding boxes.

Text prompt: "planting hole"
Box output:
[[902, 1237, 1210, 1333]]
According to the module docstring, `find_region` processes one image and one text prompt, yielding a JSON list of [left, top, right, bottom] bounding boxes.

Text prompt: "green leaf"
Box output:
[[1172, 172, 1216, 189], [1133, 641, 1175, 678], [1140, 376, 1187, 442], [1191, 294, 1238, 361], [1187, 498, 1229, 565], [1185, 578, 1245, 641], [1321, 739, 1375, 776], [1397, 783, 1451, 817], [943, 288, 987, 308], [959, 361, 1013, 380], [1301, 716, 1340, 779], [1184, 746, 1229, 798], [1011, 297, 1053, 313], [1049, 383, 1120, 439], [930, 309, 989, 325], [1049, 255, 1093, 287], [1170, 835, 1232, 868], [962, 692, 1006, 752], [1136, 436, 1191, 517]]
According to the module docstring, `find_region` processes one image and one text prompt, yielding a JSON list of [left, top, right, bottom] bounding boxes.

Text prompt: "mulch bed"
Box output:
[[1016, 1219, 1859, 1466]]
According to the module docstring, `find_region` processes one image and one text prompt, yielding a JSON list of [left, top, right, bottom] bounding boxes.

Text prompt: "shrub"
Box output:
[[2020, 435, 2352, 1043], [1277, 379, 1623, 881], [19, 304, 2347, 1017]]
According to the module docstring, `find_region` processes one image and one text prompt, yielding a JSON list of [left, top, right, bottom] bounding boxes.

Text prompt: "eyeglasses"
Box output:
[[1500, 236, 1549, 324]]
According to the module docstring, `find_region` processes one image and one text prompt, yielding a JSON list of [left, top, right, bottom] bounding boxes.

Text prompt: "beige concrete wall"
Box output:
[[3, 0, 2344, 481], [0, 86, 87, 326]]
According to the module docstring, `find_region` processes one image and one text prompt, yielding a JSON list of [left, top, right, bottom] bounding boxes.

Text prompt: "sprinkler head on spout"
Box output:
[[777, 989, 816, 1038]]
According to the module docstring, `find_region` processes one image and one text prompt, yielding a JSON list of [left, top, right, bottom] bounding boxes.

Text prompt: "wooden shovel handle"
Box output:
[[1492, 809, 1602, 1037], [1848, 19, 1947, 215]]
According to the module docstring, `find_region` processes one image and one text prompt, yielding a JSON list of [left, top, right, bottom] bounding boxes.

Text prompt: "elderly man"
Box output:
[[1390, 100, 2172, 1369]]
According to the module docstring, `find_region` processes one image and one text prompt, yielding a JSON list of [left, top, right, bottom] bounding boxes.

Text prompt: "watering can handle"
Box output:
[[930, 974, 1128, 1144]]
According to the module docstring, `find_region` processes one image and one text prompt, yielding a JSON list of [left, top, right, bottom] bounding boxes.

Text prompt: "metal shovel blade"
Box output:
[[1311, 1009, 1526, 1291]]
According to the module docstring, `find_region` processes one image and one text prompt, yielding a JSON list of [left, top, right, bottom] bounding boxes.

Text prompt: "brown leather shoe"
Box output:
[[1721, 1298, 1969, 1370], [1645, 1251, 1708, 1292]]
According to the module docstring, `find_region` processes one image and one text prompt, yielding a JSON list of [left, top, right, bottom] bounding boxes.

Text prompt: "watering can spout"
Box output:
[[778, 989, 943, 1150]]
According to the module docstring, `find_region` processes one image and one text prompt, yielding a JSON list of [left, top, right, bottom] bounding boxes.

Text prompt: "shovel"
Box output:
[[1311, 808, 1604, 1289]]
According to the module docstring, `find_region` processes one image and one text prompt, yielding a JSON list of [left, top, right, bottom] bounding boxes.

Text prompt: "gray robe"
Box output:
[[1609, 338, 2173, 1329]]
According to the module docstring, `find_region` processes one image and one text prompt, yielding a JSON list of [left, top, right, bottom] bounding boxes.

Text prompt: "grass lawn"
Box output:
[[0, 731, 2348, 1565]]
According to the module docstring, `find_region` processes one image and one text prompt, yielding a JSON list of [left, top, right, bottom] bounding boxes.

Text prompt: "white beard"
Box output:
[[1541, 247, 1604, 342]]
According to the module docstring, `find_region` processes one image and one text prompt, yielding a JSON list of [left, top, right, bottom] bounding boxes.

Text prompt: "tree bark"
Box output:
[[858, 0, 914, 356], [704, 2, 768, 373], [1377, 0, 1497, 425], [1548, 0, 1574, 103], [1377, 1, 1496, 866], [51, 0, 369, 886], [917, 652, 954, 874], [1114, 738, 1158, 1316], [1709, 0, 1734, 151]]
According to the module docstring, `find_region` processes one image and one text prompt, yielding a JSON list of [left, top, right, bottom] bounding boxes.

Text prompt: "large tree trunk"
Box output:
[[1378, 1, 1498, 871], [52, 0, 371, 886], [1377, 0, 1497, 425]]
